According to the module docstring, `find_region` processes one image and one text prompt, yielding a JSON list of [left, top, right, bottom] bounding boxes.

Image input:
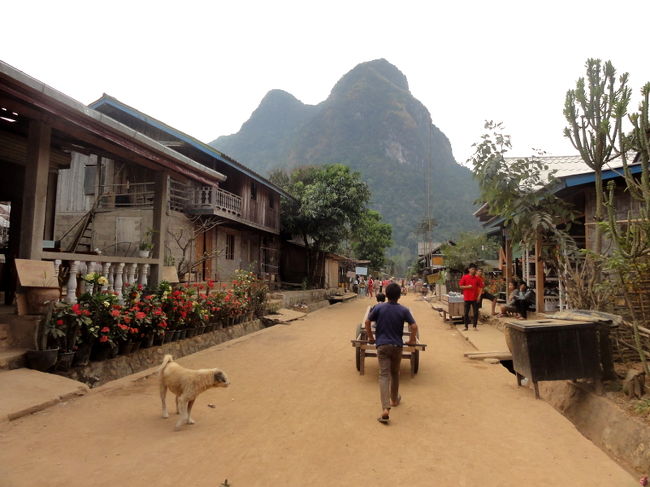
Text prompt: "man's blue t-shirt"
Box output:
[[368, 302, 416, 346]]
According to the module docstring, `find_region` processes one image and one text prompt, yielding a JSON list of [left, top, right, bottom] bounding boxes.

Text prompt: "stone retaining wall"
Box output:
[[271, 288, 338, 308], [540, 380, 650, 475], [60, 320, 264, 387]]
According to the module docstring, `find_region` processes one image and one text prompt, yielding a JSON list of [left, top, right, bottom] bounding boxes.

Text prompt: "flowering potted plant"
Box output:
[[77, 288, 120, 361], [138, 228, 155, 258], [49, 301, 93, 370]]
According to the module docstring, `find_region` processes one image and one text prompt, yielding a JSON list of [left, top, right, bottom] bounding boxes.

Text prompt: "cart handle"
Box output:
[[351, 339, 426, 350]]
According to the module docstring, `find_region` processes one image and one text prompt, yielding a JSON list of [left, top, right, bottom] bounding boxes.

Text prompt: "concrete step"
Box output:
[[0, 348, 27, 370], [0, 368, 88, 422]]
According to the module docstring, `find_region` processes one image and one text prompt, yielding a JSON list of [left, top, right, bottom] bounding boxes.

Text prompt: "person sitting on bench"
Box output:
[[514, 282, 535, 319], [498, 281, 519, 317]]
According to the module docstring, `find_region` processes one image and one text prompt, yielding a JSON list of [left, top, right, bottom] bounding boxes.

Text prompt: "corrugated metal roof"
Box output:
[[504, 154, 631, 182], [0, 60, 226, 185], [89, 94, 292, 200]]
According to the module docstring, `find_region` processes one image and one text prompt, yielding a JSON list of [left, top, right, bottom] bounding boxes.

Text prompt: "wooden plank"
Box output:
[[15, 259, 58, 288], [464, 351, 512, 360]]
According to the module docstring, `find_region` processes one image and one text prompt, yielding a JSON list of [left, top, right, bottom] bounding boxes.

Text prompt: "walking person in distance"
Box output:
[[364, 283, 418, 424], [459, 263, 481, 331]]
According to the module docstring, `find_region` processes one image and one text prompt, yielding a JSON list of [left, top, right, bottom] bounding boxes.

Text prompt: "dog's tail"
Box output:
[[159, 354, 174, 375]]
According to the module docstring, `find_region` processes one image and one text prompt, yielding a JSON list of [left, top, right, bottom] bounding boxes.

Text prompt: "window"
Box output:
[[250, 182, 257, 200], [225, 234, 235, 260]]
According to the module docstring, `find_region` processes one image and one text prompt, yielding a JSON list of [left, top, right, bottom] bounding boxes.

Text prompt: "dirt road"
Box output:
[[0, 296, 636, 486]]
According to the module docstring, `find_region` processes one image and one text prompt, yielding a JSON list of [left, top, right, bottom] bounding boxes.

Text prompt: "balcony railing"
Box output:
[[97, 182, 155, 209], [192, 186, 242, 216]]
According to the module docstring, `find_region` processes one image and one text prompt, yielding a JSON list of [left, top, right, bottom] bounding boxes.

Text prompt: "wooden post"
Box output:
[[535, 232, 545, 314], [19, 120, 51, 260], [151, 170, 170, 285], [504, 235, 513, 292]]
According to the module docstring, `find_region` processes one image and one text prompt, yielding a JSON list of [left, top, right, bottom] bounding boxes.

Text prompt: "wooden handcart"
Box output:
[[351, 320, 426, 377]]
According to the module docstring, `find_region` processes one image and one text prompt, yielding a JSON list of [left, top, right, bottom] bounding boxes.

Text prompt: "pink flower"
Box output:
[[640, 476, 648, 486]]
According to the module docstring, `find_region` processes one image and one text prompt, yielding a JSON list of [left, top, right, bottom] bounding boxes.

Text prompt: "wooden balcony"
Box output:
[[97, 182, 155, 209], [191, 186, 242, 217], [187, 186, 279, 234]]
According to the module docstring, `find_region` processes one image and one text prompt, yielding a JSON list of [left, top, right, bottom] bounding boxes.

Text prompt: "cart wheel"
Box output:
[[412, 350, 420, 375], [355, 323, 362, 337]]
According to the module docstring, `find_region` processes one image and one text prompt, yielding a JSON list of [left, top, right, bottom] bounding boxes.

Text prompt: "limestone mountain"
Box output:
[[211, 59, 479, 250]]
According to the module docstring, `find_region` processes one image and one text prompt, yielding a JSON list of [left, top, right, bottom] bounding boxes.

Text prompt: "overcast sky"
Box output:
[[4, 0, 650, 165]]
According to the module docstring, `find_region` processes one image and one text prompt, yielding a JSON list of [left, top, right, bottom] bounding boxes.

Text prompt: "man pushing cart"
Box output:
[[358, 283, 421, 424]]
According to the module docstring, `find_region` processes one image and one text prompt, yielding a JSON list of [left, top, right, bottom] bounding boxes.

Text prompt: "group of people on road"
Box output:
[[353, 276, 410, 298]]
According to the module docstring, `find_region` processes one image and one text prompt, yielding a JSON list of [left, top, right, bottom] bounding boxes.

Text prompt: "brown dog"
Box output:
[[159, 354, 229, 430]]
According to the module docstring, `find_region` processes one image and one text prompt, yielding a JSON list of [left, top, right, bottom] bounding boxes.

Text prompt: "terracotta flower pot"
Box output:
[[25, 287, 61, 314]]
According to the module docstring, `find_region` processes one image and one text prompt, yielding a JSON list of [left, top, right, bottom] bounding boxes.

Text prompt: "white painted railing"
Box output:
[[44, 254, 154, 304], [192, 186, 242, 216]]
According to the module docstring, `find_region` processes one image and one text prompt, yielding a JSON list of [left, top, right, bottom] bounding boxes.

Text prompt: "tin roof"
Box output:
[[0, 60, 226, 185], [89, 94, 292, 199]]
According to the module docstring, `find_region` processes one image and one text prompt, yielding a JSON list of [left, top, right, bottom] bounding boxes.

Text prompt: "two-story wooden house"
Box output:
[[53, 94, 289, 284]]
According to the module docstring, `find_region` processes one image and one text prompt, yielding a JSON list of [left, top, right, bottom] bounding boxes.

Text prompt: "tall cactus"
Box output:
[[563, 59, 631, 256]]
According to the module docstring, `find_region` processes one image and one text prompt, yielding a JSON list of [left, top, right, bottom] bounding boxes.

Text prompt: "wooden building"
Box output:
[[0, 60, 237, 306], [475, 155, 642, 312], [52, 94, 290, 284]]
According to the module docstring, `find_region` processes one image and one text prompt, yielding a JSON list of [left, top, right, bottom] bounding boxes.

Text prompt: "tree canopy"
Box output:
[[352, 210, 393, 270], [271, 163, 392, 282], [441, 233, 499, 272]]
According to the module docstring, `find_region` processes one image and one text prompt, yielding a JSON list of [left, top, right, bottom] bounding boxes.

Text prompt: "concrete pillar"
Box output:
[[150, 170, 170, 285], [535, 232, 545, 314], [19, 120, 51, 260]]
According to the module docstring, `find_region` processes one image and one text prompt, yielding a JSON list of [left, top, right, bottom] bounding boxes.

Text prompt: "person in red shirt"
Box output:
[[458, 263, 481, 331]]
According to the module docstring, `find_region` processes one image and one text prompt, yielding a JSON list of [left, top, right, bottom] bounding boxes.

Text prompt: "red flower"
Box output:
[[71, 303, 82, 315], [99, 336, 109, 343], [153, 309, 162, 316], [207, 280, 214, 289], [137, 284, 143, 290], [124, 317, 132, 324], [100, 327, 110, 333], [56, 319, 64, 326], [135, 312, 146, 320], [111, 310, 120, 317], [159, 321, 167, 328]]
